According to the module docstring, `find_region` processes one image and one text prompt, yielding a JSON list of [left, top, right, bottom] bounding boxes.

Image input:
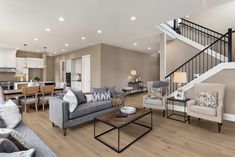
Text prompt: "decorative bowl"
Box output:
[[120, 106, 136, 114]]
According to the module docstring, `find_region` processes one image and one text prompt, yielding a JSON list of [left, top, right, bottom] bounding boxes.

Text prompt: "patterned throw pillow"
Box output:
[[93, 91, 111, 102], [197, 92, 218, 108], [149, 88, 162, 99]]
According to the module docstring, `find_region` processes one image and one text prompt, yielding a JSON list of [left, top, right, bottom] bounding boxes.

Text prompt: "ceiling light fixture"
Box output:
[[58, 17, 64, 22], [23, 44, 28, 69], [130, 16, 136, 21], [81, 37, 86, 40], [36, 49, 40, 52], [34, 38, 38, 41], [45, 28, 51, 32], [133, 43, 138, 46], [65, 43, 69, 46], [97, 30, 102, 34], [54, 52, 57, 54], [62, 49, 66, 52], [16, 48, 19, 50], [148, 47, 152, 50]]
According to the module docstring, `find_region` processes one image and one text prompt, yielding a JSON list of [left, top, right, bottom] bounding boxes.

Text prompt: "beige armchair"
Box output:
[[143, 81, 167, 117], [187, 83, 225, 133]]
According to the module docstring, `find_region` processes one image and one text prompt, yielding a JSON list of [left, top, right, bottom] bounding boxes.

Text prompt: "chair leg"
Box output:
[[24, 104, 27, 113], [43, 101, 45, 111], [188, 115, 191, 124], [163, 110, 165, 117], [63, 128, 67, 136], [218, 123, 222, 133]]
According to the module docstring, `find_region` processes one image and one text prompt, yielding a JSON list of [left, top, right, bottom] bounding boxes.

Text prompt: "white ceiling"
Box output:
[[0, 0, 233, 56]]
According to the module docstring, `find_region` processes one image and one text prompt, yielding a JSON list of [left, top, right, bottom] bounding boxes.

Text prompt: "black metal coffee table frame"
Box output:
[[94, 110, 152, 153]]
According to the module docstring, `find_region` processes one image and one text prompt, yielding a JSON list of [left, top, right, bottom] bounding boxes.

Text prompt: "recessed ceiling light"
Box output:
[[65, 43, 69, 46], [130, 16, 136, 21], [97, 30, 102, 34], [54, 52, 57, 54], [185, 15, 190, 18], [34, 38, 38, 41], [133, 43, 138, 46], [158, 50, 161, 54], [58, 17, 64, 22], [81, 37, 86, 40], [148, 47, 152, 50], [36, 49, 40, 52], [45, 28, 51, 32], [16, 48, 19, 50], [49, 53, 52, 56], [62, 49, 66, 52]]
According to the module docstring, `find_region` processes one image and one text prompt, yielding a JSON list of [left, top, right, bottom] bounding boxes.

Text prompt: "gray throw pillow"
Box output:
[[93, 87, 107, 93], [106, 86, 116, 98], [71, 90, 87, 105], [1, 148, 35, 157], [0, 138, 19, 153], [0, 116, 7, 128]]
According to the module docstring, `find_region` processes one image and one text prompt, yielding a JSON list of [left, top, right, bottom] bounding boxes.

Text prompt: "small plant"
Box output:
[[33, 76, 40, 82]]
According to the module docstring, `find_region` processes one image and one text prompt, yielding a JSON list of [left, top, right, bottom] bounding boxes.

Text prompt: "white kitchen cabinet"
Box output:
[[65, 60, 72, 73], [71, 81, 82, 91], [27, 58, 44, 68], [82, 55, 91, 93], [0, 48, 16, 68]]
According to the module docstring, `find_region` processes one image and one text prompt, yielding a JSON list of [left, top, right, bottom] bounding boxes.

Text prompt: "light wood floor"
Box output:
[[23, 93, 235, 157]]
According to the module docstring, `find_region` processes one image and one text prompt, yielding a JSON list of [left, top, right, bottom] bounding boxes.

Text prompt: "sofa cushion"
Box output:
[[1, 148, 35, 157], [0, 138, 19, 153], [93, 91, 111, 102], [106, 86, 116, 98], [63, 90, 78, 112], [145, 97, 163, 106], [149, 88, 162, 99], [189, 105, 217, 116], [71, 90, 86, 105], [93, 87, 106, 93], [69, 100, 112, 119]]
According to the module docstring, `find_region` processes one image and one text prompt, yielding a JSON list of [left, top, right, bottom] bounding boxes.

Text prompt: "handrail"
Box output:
[[165, 32, 228, 78], [180, 18, 226, 37], [179, 22, 228, 43]]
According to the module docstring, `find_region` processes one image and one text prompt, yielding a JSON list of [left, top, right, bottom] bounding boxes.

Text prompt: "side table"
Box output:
[[166, 97, 190, 122]]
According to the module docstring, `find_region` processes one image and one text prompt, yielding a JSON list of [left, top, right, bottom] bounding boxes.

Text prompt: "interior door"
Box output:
[[82, 55, 91, 92]]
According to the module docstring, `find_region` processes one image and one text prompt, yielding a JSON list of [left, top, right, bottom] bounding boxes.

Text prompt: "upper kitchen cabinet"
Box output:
[[26, 58, 44, 68], [0, 48, 16, 68], [65, 60, 72, 73]]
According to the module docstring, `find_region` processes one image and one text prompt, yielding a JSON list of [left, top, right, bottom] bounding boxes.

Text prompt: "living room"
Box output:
[[1, 0, 235, 157]]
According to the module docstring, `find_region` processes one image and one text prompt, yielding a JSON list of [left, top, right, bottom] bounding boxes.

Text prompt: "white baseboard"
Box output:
[[169, 104, 235, 122]]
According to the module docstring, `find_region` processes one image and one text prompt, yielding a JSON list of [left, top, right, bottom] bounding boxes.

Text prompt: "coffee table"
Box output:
[[94, 108, 152, 153]]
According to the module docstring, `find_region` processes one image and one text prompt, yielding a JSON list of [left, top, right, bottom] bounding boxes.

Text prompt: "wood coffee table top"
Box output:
[[95, 108, 151, 128]]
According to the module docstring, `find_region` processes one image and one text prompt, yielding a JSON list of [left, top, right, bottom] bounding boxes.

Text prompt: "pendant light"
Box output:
[[23, 44, 28, 69], [43, 46, 47, 69]]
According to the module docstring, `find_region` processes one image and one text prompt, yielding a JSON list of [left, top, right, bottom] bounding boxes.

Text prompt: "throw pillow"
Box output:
[[93, 91, 111, 102], [0, 87, 4, 104], [0, 138, 19, 153], [0, 129, 32, 151], [63, 90, 78, 112], [106, 86, 116, 98], [71, 90, 87, 105], [1, 148, 35, 157], [0, 116, 7, 128], [85, 94, 93, 103], [197, 92, 218, 108], [93, 87, 107, 93], [0, 100, 22, 129], [149, 88, 162, 99]]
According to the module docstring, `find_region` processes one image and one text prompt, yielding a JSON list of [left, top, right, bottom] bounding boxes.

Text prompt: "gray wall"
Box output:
[[100, 44, 159, 90]]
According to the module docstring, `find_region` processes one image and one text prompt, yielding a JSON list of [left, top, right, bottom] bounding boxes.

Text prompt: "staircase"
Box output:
[[158, 18, 233, 95]]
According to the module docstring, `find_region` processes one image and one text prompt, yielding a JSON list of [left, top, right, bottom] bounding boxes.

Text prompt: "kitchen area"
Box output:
[[0, 47, 55, 90]]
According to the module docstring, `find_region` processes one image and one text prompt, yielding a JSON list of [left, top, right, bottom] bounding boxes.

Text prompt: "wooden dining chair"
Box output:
[[20, 86, 39, 113], [39, 85, 55, 111]]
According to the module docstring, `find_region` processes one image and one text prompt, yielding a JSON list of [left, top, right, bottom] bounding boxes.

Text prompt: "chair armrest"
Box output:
[[187, 99, 197, 106], [49, 97, 69, 129], [217, 100, 224, 123]]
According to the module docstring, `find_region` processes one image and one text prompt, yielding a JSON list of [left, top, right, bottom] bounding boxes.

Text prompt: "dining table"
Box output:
[[3, 87, 64, 101]]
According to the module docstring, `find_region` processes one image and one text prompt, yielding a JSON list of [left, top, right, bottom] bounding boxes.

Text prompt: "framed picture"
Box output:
[[174, 89, 185, 100]]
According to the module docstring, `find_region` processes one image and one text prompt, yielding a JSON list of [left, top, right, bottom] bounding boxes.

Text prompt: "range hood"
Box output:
[[0, 68, 16, 73]]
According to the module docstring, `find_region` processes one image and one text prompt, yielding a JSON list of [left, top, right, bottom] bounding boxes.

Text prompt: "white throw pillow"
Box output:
[[63, 90, 78, 112], [85, 94, 93, 103], [0, 100, 22, 129]]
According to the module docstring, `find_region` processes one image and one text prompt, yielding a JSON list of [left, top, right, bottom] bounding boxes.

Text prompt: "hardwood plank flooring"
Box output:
[[23, 93, 235, 157]]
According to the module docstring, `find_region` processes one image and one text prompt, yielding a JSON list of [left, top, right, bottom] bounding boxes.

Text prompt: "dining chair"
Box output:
[[39, 85, 55, 111], [20, 86, 39, 113]]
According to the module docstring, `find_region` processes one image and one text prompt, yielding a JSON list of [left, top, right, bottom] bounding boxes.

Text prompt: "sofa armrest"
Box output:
[[187, 99, 197, 106], [49, 97, 69, 129], [217, 101, 224, 123]]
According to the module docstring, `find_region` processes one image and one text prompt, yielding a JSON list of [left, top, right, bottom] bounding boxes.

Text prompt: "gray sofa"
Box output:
[[15, 122, 57, 157], [49, 96, 115, 136]]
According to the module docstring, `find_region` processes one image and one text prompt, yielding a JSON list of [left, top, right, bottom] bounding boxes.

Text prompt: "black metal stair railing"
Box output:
[[165, 30, 232, 95]]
